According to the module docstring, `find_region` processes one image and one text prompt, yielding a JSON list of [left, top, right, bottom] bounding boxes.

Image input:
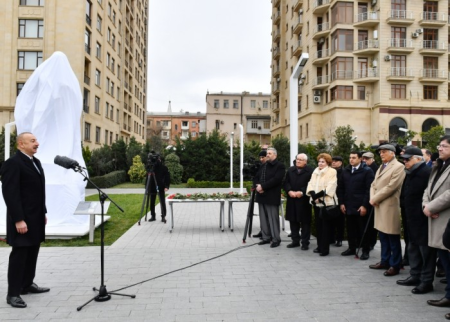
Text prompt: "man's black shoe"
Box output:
[[319, 252, 329, 256], [161, 216, 166, 223], [148, 217, 156, 222], [313, 247, 320, 253], [427, 297, 450, 307], [441, 278, 448, 284], [258, 240, 270, 245], [412, 283, 434, 294], [286, 242, 300, 248], [301, 245, 309, 250], [359, 252, 370, 260], [6, 296, 26, 308], [270, 242, 280, 248], [334, 241, 342, 247], [253, 232, 262, 238], [401, 258, 409, 267], [287, 233, 292, 238], [436, 268, 446, 278], [21, 283, 50, 294], [341, 248, 356, 256], [396, 276, 421, 286]]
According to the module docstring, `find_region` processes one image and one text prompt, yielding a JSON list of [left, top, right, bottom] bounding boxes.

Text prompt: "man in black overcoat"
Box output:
[[396, 147, 436, 294], [362, 151, 379, 249], [1, 132, 49, 308], [284, 153, 313, 250], [337, 151, 374, 260], [147, 154, 170, 222], [255, 147, 285, 248]]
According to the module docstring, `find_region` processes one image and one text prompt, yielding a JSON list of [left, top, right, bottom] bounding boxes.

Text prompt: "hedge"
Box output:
[[86, 170, 127, 188], [186, 178, 253, 189]]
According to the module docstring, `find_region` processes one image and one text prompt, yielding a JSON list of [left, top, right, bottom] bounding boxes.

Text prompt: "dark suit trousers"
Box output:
[[8, 245, 40, 296], [379, 232, 402, 269], [408, 241, 436, 284], [438, 249, 450, 299], [314, 206, 330, 254], [150, 189, 166, 217], [289, 220, 310, 246], [346, 214, 370, 252]]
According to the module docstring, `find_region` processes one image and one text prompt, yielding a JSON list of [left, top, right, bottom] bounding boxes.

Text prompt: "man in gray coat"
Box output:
[[423, 135, 450, 314]]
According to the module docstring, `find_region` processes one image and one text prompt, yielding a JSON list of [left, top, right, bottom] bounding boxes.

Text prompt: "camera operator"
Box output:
[[147, 153, 170, 223], [252, 150, 267, 239]]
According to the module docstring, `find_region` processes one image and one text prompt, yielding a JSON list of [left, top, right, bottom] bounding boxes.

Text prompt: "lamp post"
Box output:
[[239, 124, 244, 193], [230, 132, 234, 190]]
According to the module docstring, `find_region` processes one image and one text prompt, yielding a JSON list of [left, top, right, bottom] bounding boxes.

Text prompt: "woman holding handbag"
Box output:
[[306, 153, 338, 256]]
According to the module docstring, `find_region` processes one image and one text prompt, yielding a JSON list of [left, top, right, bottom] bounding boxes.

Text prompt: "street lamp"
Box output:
[[230, 132, 234, 190]]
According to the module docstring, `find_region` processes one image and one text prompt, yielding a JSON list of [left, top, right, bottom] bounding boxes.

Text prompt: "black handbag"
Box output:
[[319, 192, 340, 220]]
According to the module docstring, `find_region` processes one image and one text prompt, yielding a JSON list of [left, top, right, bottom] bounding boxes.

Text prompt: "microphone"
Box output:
[[54, 155, 81, 170]]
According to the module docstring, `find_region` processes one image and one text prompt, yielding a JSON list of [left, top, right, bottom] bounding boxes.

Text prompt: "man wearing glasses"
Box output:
[[423, 136, 450, 317]]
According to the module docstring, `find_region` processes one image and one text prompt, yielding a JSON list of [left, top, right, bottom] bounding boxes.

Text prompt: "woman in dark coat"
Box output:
[[284, 153, 313, 250]]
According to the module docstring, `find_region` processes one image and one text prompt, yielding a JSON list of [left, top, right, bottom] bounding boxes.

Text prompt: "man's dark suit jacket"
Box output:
[[254, 159, 286, 206], [1, 151, 46, 247]]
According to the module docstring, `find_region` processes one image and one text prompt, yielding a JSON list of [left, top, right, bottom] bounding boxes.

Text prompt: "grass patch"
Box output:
[[111, 182, 186, 189], [0, 194, 153, 247]]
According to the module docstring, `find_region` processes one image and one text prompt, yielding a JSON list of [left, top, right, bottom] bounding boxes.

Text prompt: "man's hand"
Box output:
[[369, 199, 378, 207], [256, 184, 264, 193], [16, 220, 28, 234], [340, 205, 346, 214], [358, 206, 367, 216], [295, 191, 303, 198], [423, 205, 439, 219], [288, 191, 296, 198], [164, 188, 169, 192]]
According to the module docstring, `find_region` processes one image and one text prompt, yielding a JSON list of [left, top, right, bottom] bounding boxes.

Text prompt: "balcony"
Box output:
[[419, 12, 447, 27], [273, 65, 280, 77], [292, 40, 302, 57], [293, 16, 303, 34], [272, 46, 280, 59], [353, 68, 379, 83], [273, 0, 280, 7], [272, 102, 280, 112], [419, 69, 447, 82], [273, 11, 281, 24], [419, 40, 447, 55], [312, 0, 330, 15], [386, 67, 414, 81], [293, 0, 303, 12], [353, 39, 379, 55], [85, 44, 91, 55], [272, 82, 280, 95], [312, 48, 330, 65], [312, 22, 330, 40], [331, 70, 353, 82], [298, 85, 303, 96], [354, 11, 379, 28], [84, 74, 90, 85], [273, 29, 281, 42], [386, 10, 414, 25], [386, 38, 414, 53], [312, 75, 330, 89], [86, 15, 92, 26]]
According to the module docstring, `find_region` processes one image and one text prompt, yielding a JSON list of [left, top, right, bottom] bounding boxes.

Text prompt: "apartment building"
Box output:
[[0, 0, 148, 150], [271, 0, 450, 145], [205, 91, 272, 145]]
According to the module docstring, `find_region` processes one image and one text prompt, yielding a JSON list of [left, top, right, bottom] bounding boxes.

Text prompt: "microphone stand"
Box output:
[[72, 166, 136, 311]]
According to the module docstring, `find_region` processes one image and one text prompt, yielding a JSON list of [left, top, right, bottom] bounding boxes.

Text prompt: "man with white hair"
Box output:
[[255, 148, 286, 248]]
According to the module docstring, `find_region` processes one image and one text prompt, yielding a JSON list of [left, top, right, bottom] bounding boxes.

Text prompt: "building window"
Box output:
[[391, 84, 406, 99], [85, 0, 92, 25], [95, 126, 100, 143], [192, 132, 197, 137], [84, 122, 91, 141], [20, 0, 45, 5], [331, 57, 353, 80], [357, 86, 365, 100], [233, 100, 239, 109], [97, 15, 102, 32], [111, 34, 115, 49], [424, 85, 438, 100], [331, 29, 353, 53], [330, 86, 353, 100], [95, 96, 100, 113], [251, 100, 256, 108], [111, 58, 115, 73], [110, 81, 114, 97], [19, 19, 44, 38], [300, 125, 303, 140], [264, 120, 270, 129], [306, 123, 309, 138], [17, 83, 25, 96], [85, 29, 91, 54], [331, 2, 353, 26], [105, 102, 109, 118], [18, 51, 42, 70], [174, 124, 178, 130], [423, 56, 438, 77], [96, 42, 101, 59], [107, 2, 112, 16], [389, 117, 407, 142], [106, 77, 110, 93], [192, 121, 196, 127], [224, 100, 229, 108], [116, 109, 119, 123], [390, 27, 407, 47], [162, 120, 169, 126], [106, 52, 110, 67], [422, 118, 439, 132], [214, 99, 219, 108], [110, 105, 114, 120], [105, 130, 109, 144], [182, 121, 188, 127], [263, 100, 268, 108], [215, 120, 220, 130], [95, 69, 101, 86], [112, 10, 116, 24], [251, 120, 258, 129], [83, 88, 90, 113], [107, 27, 111, 42]]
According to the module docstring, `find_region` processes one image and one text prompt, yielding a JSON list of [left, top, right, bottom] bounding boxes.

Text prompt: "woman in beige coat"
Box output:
[[307, 153, 338, 256]]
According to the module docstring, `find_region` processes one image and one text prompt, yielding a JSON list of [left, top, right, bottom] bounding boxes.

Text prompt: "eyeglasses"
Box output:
[[403, 158, 410, 162], [296, 159, 306, 161], [437, 144, 450, 149]]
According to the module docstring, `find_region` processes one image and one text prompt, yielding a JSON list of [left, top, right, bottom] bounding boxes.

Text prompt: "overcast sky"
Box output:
[[146, 0, 272, 113]]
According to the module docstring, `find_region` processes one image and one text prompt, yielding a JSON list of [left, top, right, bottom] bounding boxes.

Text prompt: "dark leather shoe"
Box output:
[[301, 245, 309, 250], [436, 268, 446, 278], [442, 278, 448, 284], [148, 217, 156, 222], [401, 258, 409, 267], [396, 276, 420, 286], [286, 242, 300, 248], [334, 241, 342, 247], [383, 267, 399, 277], [319, 252, 329, 256], [427, 297, 450, 307], [252, 232, 262, 238], [445, 313, 450, 320], [287, 233, 292, 238], [6, 296, 27, 308], [369, 262, 389, 270], [21, 283, 50, 294], [412, 283, 434, 294], [359, 252, 370, 260], [313, 247, 320, 253], [161, 216, 166, 223], [258, 240, 270, 245], [270, 242, 280, 248], [341, 248, 356, 256]]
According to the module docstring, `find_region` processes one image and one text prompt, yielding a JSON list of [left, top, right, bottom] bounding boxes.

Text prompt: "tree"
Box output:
[[0, 127, 17, 165], [128, 155, 146, 183], [397, 130, 417, 147], [147, 135, 164, 156], [126, 136, 143, 169], [421, 125, 445, 152], [165, 153, 183, 184], [110, 138, 127, 172], [331, 125, 357, 166], [271, 134, 290, 168], [89, 145, 114, 176]]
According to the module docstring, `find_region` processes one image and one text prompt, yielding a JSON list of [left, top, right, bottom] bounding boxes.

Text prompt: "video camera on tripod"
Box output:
[[243, 157, 261, 180], [146, 151, 160, 172]]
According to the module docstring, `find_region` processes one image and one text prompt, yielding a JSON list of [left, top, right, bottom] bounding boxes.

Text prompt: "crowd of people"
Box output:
[[253, 136, 450, 320]]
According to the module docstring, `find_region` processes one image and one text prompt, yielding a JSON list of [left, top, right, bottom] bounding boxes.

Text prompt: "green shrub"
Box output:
[[186, 178, 252, 188], [87, 170, 126, 188], [187, 178, 195, 187], [128, 155, 146, 183]]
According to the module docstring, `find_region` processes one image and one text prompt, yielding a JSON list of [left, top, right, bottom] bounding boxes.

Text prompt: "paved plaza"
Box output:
[[0, 189, 448, 321]]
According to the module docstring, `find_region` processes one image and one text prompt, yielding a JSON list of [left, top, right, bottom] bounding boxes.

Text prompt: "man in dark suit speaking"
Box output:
[[1, 132, 49, 308]]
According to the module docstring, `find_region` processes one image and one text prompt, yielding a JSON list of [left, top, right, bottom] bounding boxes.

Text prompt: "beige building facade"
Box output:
[[206, 92, 272, 145], [0, 0, 148, 150], [271, 0, 450, 145]]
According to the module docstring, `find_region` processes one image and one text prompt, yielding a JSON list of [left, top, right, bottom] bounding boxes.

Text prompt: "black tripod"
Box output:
[[76, 168, 135, 311], [138, 168, 164, 224], [242, 188, 257, 243]]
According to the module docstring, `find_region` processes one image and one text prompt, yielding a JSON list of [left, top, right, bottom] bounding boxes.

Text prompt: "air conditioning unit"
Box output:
[[384, 55, 392, 61], [220, 121, 224, 124], [276, 78, 281, 82], [412, 32, 419, 38], [299, 9, 303, 14], [301, 74, 306, 79], [314, 90, 322, 96], [318, 37, 325, 44], [313, 96, 321, 104]]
